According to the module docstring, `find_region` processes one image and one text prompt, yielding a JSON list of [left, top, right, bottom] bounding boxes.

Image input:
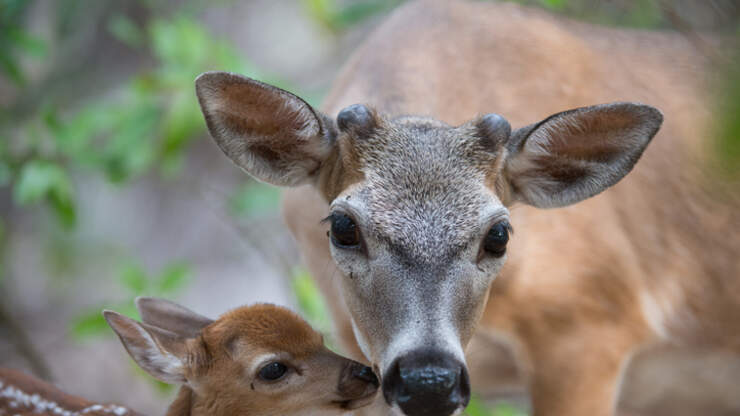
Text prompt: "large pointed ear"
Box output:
[[195, 71, 336, 186], [503, 102, 662, 208], [136, 297, 213, 338], [104, 310, 190, 384]]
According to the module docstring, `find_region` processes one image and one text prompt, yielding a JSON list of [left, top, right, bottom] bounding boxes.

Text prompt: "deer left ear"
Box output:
[[503, 102, 663, 208], [196, 71, 336, 186], [104, 311, 191, 384]]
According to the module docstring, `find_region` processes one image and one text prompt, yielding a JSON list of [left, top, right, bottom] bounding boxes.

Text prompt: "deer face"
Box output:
[[105, 298, 378, 416], [197, 304, 379, 415], [195, 72, 662, 416]]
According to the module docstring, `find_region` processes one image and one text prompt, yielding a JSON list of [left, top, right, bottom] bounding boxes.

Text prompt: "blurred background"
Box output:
[[0, 0, 738, 415]]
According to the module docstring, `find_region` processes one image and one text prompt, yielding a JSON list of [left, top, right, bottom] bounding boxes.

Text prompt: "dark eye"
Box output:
[[259, 362, 288, 381], [483, 222, 510, 257], [330, 213, 361, 248]]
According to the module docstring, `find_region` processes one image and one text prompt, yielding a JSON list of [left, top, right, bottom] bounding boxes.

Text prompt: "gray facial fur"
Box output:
[[328, 115, 510, 373]]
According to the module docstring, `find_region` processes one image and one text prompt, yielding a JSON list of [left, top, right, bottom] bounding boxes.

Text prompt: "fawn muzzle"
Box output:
[[382, 349, 470, 416], [335, 361, 379, 410]]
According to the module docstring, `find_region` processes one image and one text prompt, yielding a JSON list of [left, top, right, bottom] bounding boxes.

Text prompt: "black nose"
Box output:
[[382, 349, 470, 416], [352, 363, 379, 387]]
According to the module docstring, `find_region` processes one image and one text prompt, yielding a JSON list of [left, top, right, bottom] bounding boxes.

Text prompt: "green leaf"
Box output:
[[14, 159, 72, 198], [156, 262, 190, 294], [119, 263, 149, 295], [715, 52, 740, 177], [48, 188, 76, 228], [102, 101, 159, 183], [292, 268, 331, 332], [465, 396, 529, 416], [0, 51, 24, 85], [12, 160, 76, 227], [71, 304, 139, 340], [539, 0, 565, 11], [71, 310, 110, 338], [108, 14, 144, 48], [7, 27, 47, 58]]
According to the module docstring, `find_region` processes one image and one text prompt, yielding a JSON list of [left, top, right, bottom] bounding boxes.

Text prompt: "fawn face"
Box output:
[[105, 298, 378, 416], [195, 72, 662, 416]]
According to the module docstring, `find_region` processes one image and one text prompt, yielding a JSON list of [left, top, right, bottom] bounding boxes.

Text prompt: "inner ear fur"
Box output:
[[195, 71, 336, 186], [136, 297, 214, 339], [104, 310, 207, 384], [504, 102, 663, 208]]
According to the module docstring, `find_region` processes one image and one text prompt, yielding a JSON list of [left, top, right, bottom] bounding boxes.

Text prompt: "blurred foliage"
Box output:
[[466, 397, 528, 416], [303, 0, 402, 33], [494, 0, 662, 27], [713, 40, 740, 179], [229, 182, 282, 218], [68, 260, 190, 394], [292, 268, 332, 332], [0, 0, 47, 85], [71, 261, 190, 339], [0, 2, 270, 229]]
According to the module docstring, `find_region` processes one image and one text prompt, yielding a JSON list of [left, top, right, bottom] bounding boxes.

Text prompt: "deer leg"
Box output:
[[524, 325, 647, 416]]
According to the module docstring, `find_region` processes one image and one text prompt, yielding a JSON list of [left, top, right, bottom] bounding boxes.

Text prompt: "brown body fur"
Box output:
[[282, 1, 740, 415]]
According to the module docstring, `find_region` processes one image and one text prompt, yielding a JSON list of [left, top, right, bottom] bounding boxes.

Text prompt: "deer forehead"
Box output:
[[208, 305, 324, 360], [337, 118, 503, 261]]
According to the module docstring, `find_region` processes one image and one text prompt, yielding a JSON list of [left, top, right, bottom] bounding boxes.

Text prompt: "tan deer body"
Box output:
[[196, 1, 739, 415]]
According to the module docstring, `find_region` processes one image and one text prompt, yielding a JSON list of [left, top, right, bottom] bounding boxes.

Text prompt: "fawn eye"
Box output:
[[259, 362, 288, 381], [483, 221, 510, 257], [329, 213, 361, 248]]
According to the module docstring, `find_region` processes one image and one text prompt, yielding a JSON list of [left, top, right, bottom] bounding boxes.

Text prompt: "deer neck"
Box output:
[[166, 386, 194, 416]]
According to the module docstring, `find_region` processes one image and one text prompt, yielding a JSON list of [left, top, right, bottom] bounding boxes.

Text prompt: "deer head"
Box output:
[[195, 72, 662, 416], [105, 297, 378, 416]]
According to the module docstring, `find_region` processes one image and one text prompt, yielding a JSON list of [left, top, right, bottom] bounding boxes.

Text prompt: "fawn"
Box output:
[[195, 0, 738, 415], [0, 297, 378, 416]]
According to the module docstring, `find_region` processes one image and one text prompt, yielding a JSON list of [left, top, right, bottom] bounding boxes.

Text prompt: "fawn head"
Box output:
[[195, 72, 662, 416], [104, 297, 378, 416]]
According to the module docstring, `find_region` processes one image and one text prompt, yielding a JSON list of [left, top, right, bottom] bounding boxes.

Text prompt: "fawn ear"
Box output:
[[136, 297, 213, 338], [104, 310, 190, 384], [503, 102, 662, 208], [196, 71, 336, 186]]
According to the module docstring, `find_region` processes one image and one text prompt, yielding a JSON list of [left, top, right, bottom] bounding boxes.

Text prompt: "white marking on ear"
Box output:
[[128, 323, 185, 383]]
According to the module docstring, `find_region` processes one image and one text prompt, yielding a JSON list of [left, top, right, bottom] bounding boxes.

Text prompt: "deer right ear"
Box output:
[[196, 72, 336, 186], [104, 310, 190, 384]]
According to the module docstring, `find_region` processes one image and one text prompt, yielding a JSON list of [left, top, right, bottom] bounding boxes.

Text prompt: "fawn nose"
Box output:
[[352, 363, 380, 387], [382, 349, 470, 416]]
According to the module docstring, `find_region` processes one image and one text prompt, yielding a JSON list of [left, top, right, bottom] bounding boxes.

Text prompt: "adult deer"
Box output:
[[196, 0, 738, 415], [0, 298, 378, 416]]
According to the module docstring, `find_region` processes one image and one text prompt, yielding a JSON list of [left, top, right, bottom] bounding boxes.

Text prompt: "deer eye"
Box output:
[[329, 213, 361, 248], [259, 362, 288, 381], [483, 221, 510, 257]]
